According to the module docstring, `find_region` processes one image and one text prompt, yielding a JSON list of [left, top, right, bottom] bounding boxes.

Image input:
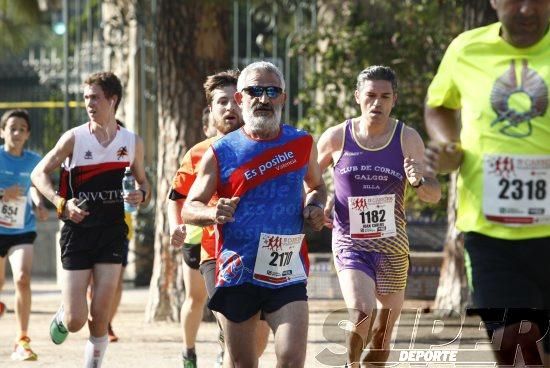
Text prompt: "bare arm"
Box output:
[[167, 195, 186, 247], [31, 130, 74, 205], [31, 130, 88, 222], [424, 105, 463, 173], [29, 186, 43, 206], [182, 147, 238, 226], [402, 125, 441, 204], [30, 185, 48, 221], [425, 105, 460, 143], [317, 124, 344, 173], [316, 124, 344, 226], [167, 196, 184, 231], [302, 142, 327, 231], [128, 135, 151, 206]]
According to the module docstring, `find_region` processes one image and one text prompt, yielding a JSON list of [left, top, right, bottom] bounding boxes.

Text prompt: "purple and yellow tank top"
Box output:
[[332, 119, 409, 254]]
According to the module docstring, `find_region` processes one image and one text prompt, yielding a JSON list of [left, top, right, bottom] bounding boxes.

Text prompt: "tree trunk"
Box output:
[[433, 173, 468, 314], [101, 0, 133, 126], [433, 2, 496, 315], [145, 0, 231, 322]]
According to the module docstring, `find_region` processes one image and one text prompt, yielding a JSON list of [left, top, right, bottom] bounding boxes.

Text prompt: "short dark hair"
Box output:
[[84, 71, 123, 112], [357, 65, 398, 94], [1, 109, 31, 131], [203, 70, 239, 105]]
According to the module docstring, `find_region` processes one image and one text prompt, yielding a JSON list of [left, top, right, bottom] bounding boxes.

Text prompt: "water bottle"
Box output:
[[122, 167, 137, 213]]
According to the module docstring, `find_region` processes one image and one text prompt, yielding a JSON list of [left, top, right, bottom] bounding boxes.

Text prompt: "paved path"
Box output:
[[0, 280, 496, 367]]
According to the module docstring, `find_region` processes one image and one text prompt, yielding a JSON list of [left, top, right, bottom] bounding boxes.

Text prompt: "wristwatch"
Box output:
[[412, 177, 425, 189]]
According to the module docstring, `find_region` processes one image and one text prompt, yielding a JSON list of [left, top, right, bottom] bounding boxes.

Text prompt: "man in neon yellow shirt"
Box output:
[[425, 0, 550, 366]]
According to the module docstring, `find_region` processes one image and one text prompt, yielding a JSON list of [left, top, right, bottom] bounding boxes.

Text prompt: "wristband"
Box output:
[[139, 189, 147, 203], [306, 201, 324, 210], [56, 197, 67, 219]]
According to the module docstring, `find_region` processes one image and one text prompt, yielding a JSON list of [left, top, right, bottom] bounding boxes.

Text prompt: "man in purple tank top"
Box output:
[[317, 66, 441, 367]]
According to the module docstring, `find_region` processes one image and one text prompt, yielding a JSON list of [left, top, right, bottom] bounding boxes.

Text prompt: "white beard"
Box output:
[[244, 105, 283, 136]]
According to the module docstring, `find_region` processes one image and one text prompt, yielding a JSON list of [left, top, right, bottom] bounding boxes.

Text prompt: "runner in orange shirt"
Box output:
[[168, 70, 269, 368]]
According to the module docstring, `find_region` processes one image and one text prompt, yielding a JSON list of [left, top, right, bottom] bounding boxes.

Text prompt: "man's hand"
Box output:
[[214, 197, 240, 224], [170, 224, 187, 248], [2, 185, 23, 202], [124, 189, 144, 208], [404, 157, 425, 187], [303, 204, 324, 231], [64, 198, 90, 223], [425, 141, 463, 174]]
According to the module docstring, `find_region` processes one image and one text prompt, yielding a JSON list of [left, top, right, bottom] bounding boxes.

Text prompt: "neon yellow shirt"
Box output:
[[427, 22, 550, 240]]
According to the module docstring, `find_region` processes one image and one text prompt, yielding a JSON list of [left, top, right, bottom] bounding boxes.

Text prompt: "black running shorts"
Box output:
[[182, 243, 200, 270], [465, 232, 550, 352], [0, 232, 37, 257], [60, 222, 128, 270], [208, 282, 308, 323], [121, 238, 129, 267]]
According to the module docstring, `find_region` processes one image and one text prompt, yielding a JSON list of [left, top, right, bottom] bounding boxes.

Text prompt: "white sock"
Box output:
[[83, 334, 108, 368], [56, 305, 66, 326]]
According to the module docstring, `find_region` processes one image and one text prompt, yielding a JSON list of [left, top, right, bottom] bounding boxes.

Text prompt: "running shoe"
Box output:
[[183, 354, 197, 368], [11, 336, 38, 361], [49, 305, 68, 345], [0, 301, 5, 318], [108, 323, 119, 342]]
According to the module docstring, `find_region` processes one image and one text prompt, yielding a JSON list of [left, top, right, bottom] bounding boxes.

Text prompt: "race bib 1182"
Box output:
[[348, 194, 396, 239]]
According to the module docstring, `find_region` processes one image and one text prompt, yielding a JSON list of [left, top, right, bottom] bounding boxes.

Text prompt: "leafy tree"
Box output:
[[0, 0, 46, 57], [295, 0, 464, 220]]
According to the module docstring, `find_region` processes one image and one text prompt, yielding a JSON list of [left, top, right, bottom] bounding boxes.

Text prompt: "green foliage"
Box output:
[[294, 0, 465, 220], [0, 0, 49, 56]]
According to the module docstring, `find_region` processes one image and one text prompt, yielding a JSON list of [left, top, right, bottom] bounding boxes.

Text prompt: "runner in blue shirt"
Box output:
[[0, 109, 48, 361]]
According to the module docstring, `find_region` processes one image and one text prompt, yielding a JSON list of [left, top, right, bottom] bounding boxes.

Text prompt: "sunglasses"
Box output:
[[241, 86, 283, 98]]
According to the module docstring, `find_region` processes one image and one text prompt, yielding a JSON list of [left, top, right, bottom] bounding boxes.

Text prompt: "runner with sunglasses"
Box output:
[[182, 61, 326, 367], [169, 70, 270, 368]]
